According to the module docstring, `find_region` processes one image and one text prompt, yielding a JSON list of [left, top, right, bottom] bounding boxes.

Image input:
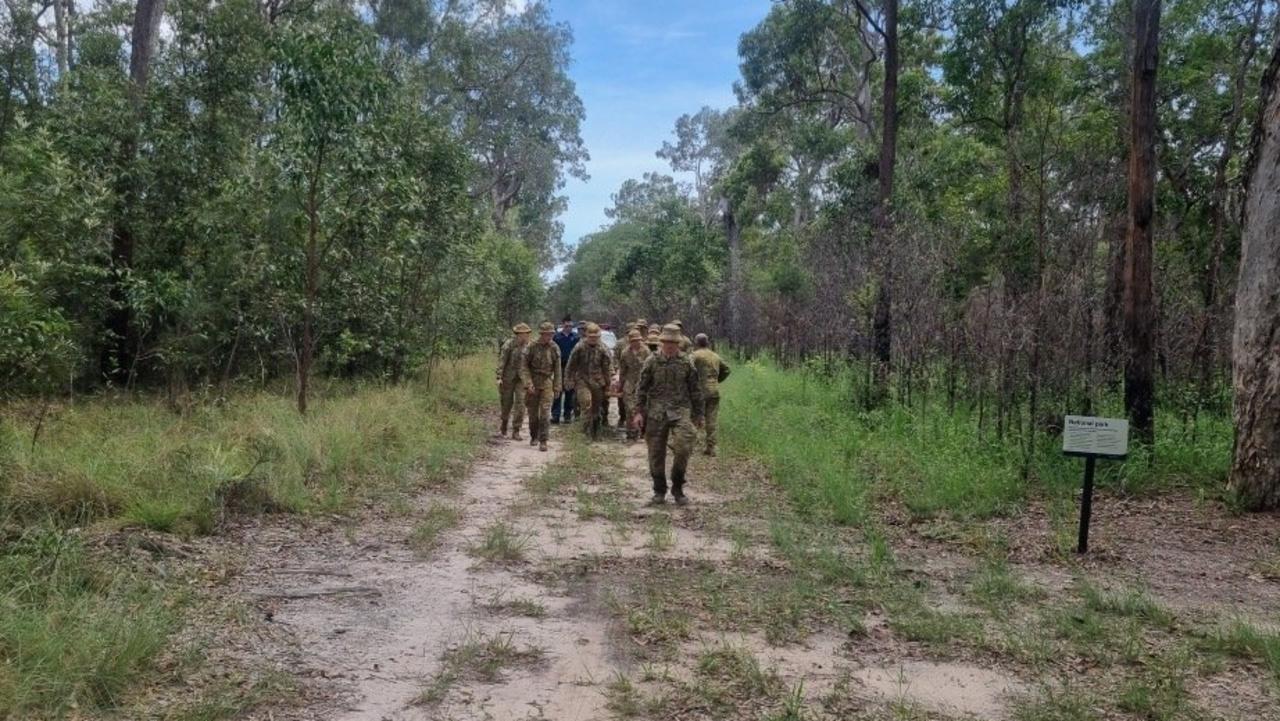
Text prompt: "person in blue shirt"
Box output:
[[551, 315, 580, 423]]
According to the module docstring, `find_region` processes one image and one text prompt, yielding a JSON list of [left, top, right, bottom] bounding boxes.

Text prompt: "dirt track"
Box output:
[[223, 416, 1041, 721]]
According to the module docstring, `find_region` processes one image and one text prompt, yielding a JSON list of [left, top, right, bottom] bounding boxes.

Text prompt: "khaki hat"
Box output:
[[659, 324, 683, 342], [627, 329, 643, 341], [636, 318, 649, 327], [669, 319, 685, 330], [647, 327, 661, 339], [513, 322, 531, 334], [538, 321, 554, 333], [584, 322, 601, 336]]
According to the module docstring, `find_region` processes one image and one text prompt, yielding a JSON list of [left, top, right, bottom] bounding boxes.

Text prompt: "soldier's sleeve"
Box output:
[[636, 357, 654, 413], [718, 356, 731, 383], [687, 358, 704, 422], [496, 340, 509, 381], [518, 346, 533, 389], [552, 345, 563, 396]]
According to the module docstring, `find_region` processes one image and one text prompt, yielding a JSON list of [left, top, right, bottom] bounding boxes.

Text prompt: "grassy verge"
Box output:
[[709, 356, 1265, 719], [719, 357, 1232, 525], [0, 357, 492, 534], [0, 356, 493, 719]]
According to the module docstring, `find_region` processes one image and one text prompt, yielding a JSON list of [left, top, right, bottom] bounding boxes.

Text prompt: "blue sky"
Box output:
[[547, 0, 773, 261]]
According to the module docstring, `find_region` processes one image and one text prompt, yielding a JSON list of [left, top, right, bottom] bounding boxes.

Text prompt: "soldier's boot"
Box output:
[[511, 426, 523, 441], [671, 472, 688, 506], [650, 474, 668, 505], [499, 419, 508, 438], [539, 439, 548, 452]]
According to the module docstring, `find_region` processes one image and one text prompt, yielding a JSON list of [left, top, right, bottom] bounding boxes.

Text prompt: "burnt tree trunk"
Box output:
[[871, 0, 898, 400], [1123, 0, 1160, 448], [1229, 38, 1280, 510]]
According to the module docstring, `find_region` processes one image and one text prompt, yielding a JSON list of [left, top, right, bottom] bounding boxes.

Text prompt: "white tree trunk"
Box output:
[[1230, 40, 1280, 510]]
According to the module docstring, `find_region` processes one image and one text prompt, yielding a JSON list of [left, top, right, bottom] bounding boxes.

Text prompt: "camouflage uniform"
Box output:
[[618, 335, 651, 441], [565, 324, 613, 440], [691, 347, 731, 455], [496, 327, 530, 438], [637, 326, 704, 500], [669, 320, 694, 353], [613, 323, 638, 428], [521, 325, 562, 450]]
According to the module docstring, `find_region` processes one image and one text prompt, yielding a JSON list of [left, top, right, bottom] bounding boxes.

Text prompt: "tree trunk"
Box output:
[[871, 0, 898, 400], [102, 0, 167, 385], [721, 197, 745, 346], [53, 0, 69, 78], [1123, 0, 1160, 448], [298, 144, 324, 415], [1194, 0, 1265, 413], [1229, 38, 1280, 510]]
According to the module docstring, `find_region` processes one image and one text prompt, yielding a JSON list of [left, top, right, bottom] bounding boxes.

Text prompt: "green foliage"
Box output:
[[3, 0, 583, 391], [0, 525, 175, 717], [0, 271, 78, 395]]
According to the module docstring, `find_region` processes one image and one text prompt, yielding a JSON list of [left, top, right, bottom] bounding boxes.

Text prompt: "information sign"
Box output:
[[1063, 416, 1129, 458], [1062, 415, 1130, 554]]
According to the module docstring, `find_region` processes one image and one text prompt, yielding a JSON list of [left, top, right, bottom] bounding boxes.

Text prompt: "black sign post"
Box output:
[[1062, 416, 1129, 555]]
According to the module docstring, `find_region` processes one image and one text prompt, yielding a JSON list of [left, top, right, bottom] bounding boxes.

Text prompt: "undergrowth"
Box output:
[[0, 356, 493, 719], [720, 356, 1232, 525]]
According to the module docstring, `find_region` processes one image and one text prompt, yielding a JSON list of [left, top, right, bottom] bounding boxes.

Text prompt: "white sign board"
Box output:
[[1062, 416, 1129, 458]]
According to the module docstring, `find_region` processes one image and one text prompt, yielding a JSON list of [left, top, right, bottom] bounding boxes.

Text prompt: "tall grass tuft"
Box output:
[[0, 524, 175, 717]]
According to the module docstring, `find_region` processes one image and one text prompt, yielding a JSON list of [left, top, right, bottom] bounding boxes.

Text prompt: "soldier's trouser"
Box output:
[[552, 386, 576, 422], [646, 415, 696, 496], [616, 397, 628, 428], [703, 396, 720, 452], [581, 383, 607, 439], [526, 382, 555, 442], [499, 380, 525, 432]]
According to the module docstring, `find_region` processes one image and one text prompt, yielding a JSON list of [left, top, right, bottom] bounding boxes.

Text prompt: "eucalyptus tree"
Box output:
[[1229, 36, 1280, 509], [273, 9, 385, 412]]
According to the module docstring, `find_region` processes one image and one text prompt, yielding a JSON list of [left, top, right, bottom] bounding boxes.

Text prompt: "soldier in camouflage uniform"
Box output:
[[635, 324, 703, 505], [691, 333, 731, 456], [646, 327, 661, 353], [565, 322, 613, 440], [618, 329, 651, 441], [521, 321, 562, 452], [495, 322, 531, 439], [613, 322, 637, 428], [669, 319, 694, 353]]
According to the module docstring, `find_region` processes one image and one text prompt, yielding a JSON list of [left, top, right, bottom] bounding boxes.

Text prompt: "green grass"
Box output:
[[0, 356, 494, 719], [0, 357, 492, 535], [416, 631, 545, 706], [0, 524, 176, 718], [469, 521, 533, 563], [1199, 619, 1280, 681], [719, 357, 1233, 526], [408, 503, 462, 556]]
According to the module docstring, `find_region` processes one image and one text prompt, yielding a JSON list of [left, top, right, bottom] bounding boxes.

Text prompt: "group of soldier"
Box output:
[[495, 317, 730, 506]]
